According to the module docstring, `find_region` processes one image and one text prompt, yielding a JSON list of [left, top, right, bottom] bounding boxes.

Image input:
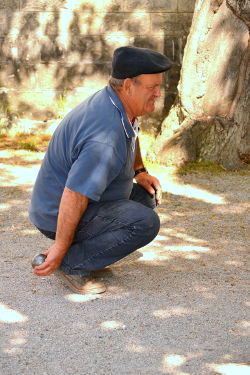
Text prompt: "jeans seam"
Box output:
[[77, 215, 139, 239], [84, 224, 136, 266], [94, 215, 135, 226]]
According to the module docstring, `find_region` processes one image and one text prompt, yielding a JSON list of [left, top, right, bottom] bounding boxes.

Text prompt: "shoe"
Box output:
[[54, 270, 106, 294]]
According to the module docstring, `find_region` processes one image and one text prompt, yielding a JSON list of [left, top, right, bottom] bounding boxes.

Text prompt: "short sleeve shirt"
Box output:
[[29, 86, 138, 232]]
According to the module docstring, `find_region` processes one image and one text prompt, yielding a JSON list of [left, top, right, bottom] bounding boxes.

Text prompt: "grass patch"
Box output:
[[0, 133, 51, 152], [177, 161, 250, 176]]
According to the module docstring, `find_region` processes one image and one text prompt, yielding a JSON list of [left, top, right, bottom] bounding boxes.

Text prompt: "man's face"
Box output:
[[128, 73, 163, 117]]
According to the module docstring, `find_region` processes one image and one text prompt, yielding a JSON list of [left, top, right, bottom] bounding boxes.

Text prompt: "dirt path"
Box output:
[[0, 150, 249, 375]]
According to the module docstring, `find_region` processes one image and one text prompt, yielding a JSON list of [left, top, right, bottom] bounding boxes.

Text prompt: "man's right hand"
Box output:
[[33, 243, 66, 276], [33, 187, 89, 277]]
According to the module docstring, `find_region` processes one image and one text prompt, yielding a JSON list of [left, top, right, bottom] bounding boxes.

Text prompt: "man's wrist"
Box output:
[[134, 167, 148, 176]]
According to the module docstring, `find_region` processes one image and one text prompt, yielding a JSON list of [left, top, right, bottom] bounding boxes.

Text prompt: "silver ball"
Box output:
[[31, 254, 47, 268]]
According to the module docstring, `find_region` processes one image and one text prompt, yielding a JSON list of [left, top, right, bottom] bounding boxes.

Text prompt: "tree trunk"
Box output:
[[154, 0, 250, 169]]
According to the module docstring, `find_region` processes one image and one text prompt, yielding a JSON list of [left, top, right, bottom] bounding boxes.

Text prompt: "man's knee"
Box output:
[[142, 209, 160, 241], [132, 205, 160, 245], [87, 199, 160, 243]]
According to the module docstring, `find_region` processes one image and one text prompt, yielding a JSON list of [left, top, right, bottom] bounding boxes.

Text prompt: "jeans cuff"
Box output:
[[59, 263, 90, 276]]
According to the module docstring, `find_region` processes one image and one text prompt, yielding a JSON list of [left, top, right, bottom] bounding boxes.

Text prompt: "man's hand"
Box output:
[[33, 187, 89, 277], [33, 243, 65, 276], [135, 172, 162, 205]]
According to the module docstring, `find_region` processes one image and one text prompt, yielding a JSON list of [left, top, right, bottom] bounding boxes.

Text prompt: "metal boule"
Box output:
[[31, 254, 47, 268]]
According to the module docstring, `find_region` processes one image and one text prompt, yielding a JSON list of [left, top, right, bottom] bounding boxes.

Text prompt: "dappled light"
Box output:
[[0, 163, 39, 185], [62, 0, 119, 11], [148, 165, 228, 204], [0, 303, 28, 323], [64, 289, 130, 303], [126, 341, 146, 353], [137, 250, 170, 262], [65, 293, 102, 303], [9, 337, 27, 345], [137, 228, 211, 264], [193, 285, 216, 299], [232, 320, 250, 337], [0, 150, 42, 186], [161, 352, 203, 374], [0, 202, 11, 211], [19, 228, 38, 235], [0, 0, 193, 144], [0, 0, 249, 372], [1, 149, 249, 373], [162, 353, 188, 374], [182, 253, 201, 259], [100, 320, 126, 330], [208, 363, 250, 375], [162, 245, 210, 253], [163, 354, 186, 367], [225, 260, 245, 266], [153, 307, 192, 319], [214, 204, 249, 214], [161, 177, 227, 205], [158, 231, 202, 243], [2, 346, 23, 355], [2, 329, 28, 357], [105, 31, 130, 46], [164, 180, 227, 204]]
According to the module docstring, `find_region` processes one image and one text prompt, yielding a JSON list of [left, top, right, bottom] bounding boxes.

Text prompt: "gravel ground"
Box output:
[[0, 150, 249, 375]]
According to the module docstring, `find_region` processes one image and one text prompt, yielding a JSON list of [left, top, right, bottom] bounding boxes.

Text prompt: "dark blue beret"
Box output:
[[111, 46, 172, 79]]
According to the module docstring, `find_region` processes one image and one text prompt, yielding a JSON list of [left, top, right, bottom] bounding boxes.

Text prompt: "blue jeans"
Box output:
[[38, 184, 160, 275]]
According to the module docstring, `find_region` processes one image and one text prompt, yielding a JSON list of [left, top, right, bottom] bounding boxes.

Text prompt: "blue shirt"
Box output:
[[29, 86, 137, 232]]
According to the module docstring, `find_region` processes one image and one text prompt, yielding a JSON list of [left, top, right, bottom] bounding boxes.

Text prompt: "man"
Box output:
[[29, 46, 172, 294]]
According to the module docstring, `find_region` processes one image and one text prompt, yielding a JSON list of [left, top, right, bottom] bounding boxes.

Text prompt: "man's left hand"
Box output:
[[135, 172, 162, 205]]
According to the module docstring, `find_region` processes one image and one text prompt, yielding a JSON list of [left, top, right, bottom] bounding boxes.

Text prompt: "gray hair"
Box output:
[[108, 76, 141, 91], [108, 77, 125, 91]]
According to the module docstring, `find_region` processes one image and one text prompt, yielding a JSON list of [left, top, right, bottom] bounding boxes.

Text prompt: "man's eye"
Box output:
[[147, 85, 161, 90]]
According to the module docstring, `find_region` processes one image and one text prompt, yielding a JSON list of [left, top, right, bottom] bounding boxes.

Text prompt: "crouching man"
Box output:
[[29, 46, 172, 294]]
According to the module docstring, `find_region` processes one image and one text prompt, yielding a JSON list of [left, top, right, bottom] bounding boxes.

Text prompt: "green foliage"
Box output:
[[55, 91, 68, 119], [177, 161, 250, 175], [178, 161, 226, 175]]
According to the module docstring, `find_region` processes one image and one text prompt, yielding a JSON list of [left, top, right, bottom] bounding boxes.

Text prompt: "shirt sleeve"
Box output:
[[65, 141, 123, 201]]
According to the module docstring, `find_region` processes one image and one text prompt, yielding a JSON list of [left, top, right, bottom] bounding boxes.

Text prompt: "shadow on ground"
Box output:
[[0, 154, 249, 375]]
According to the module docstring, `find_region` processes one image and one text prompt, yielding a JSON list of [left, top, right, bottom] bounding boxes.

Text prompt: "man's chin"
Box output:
[[139, 104, 155, 116], [145, 103, 155, 114]]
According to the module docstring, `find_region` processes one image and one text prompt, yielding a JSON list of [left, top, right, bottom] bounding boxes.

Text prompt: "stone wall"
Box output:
[[0, 0, 195, 132]]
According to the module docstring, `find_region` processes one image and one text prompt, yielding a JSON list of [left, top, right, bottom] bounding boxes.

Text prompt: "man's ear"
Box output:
[[123, 78, 132, 93]]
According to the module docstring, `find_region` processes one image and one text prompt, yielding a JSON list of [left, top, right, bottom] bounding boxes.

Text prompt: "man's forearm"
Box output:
[[55, 187, 89, 255], [33, 187, 89, 276]]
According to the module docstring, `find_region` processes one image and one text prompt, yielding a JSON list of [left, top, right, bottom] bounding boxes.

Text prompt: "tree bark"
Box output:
[[154, 0, 250, 169]]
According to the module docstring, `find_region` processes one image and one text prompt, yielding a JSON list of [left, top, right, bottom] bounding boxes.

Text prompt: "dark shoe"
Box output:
[[54, 270, 106, 294]]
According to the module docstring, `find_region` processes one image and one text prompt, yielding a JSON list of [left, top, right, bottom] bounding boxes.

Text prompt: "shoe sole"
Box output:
[[54, 270, 106, 294]]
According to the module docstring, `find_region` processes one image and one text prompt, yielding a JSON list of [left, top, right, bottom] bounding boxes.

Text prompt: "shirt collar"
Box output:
[[106, 86, 136, 138]]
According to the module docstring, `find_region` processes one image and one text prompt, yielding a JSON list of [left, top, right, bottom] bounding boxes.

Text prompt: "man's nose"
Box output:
[[154, 86, 161, 97]]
